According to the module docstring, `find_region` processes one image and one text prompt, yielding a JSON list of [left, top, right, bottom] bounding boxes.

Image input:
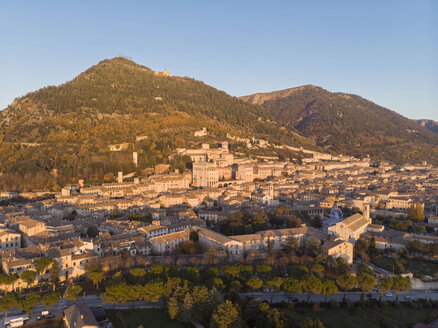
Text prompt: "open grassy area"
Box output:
[[371, 253, 438, 279], [290, 303, 438, 328], [406, 259, 438, 279], [105, 309, 192, 328]]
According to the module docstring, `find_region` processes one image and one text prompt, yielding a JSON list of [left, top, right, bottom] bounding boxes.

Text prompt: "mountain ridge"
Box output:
[[415, 119, 438, 135], [240, 86, 438, 164], [0, 57, 316, 191]]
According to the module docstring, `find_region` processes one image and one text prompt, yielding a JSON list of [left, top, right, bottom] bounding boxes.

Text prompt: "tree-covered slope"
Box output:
[[0, 57, 314, 191], [241, 85, 438, 164]]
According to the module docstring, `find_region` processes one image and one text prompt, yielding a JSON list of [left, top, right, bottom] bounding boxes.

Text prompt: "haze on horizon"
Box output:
[[0, 0, 437, 120]]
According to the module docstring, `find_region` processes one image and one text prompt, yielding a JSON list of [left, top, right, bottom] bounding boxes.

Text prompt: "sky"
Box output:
[[0, 0, 437, 120]]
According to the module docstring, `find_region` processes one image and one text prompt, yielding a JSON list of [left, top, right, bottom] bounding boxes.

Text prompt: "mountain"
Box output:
[[0, 57, 314, 191], [415, 119, 438, 135], [241, 85, 438, 164]]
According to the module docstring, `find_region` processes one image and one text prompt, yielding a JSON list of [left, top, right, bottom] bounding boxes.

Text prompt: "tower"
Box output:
[[117, 171, 123, 183], [268, 184, 274, 198], [133, 152, 138, 167], [363, 203, 371, 223]]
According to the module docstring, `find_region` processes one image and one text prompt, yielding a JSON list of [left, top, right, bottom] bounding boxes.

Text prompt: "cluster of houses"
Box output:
[[0, 142, 437, 293]]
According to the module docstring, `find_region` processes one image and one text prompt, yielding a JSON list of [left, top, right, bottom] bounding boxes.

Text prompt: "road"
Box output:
[[1, 289, 436, 326], [240, 289, 438, 303], [0, 295, 161, 326]]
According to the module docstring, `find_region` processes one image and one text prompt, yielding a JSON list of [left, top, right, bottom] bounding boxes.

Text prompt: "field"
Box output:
[[105, 309, 192, 328], [290, 302, 438, 328], [371, 254, 438, 279]]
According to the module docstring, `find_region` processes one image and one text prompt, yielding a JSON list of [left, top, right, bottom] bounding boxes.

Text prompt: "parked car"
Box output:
[[291, 298, 299, 303], [405, 295, 412, 300], [385, 292, 393, 297]]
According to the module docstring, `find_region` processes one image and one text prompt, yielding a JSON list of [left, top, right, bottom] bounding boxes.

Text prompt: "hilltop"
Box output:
[[241, 86, 438, 164], [415, 119, 438, 135], [0, 57, 314, 191]]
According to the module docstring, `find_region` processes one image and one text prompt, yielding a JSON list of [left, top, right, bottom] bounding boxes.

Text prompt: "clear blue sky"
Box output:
[[1, 0, 437, 120]]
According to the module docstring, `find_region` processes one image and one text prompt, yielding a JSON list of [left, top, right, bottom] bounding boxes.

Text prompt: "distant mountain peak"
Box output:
[[415, 119, 438, 134], [241, 86, 438, 164], [240, 84, 325, 105]]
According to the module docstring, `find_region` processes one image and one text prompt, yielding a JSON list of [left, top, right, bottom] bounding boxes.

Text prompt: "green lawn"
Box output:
[[290, 303, 438, 328], [105, 309, 192, 328]]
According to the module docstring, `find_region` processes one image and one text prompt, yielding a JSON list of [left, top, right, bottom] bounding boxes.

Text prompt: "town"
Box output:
[[0, 136, 437, 328]]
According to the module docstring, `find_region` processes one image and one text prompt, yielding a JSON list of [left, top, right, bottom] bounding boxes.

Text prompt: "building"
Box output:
[[64, 304, 98, 328], [237, 164, 254, 182], [322, 239, 354, 264], [194, 127, 207, 137], [192, 162, 219, 187], [328, 204, 371, 243], [17, 218, 47, 236], [149, 229, 190, 255], [0, 229, 21, 251]]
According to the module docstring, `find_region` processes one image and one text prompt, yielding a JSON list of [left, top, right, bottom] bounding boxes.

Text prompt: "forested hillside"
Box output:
[[242, 86, 438, 164], [0, 57, 314, 191]]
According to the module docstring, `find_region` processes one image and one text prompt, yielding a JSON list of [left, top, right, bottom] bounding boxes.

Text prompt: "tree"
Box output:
[[191, 286, 211, 323], [129, 268, 146, 279], [167, 295, 179, 320], [87, 226, 99, 238], [180, 292, 193, 322], [357, 273, 375, 296], [20, 270, 37, 289], [392, 277, 411, 301], [253, 210, 268, 230], [302, 317, 325, 328], [101, 291, 118, 309], [222, 265, 240, 278], [141, 281, 164, 306], [282, 237, 299, 253], [2, 274, 19, 293], [35, 257, 53, 290], [291, 266, 309, 279], [312, 264, 325, 278], [64, 285, 83, 303], [0, 293, 19, 317], [336, 275, 357, 298], [256, 264, 272, 277], [87, 266, 105, 290], [282, 278, 302, 303], [321, 280, 338, 302], [50, 260, 60, 291], [19, 292, 41, 314], [408, 203, 425, 221], [206, 246, 218, 264], [377, 278, 393, 301], [246, 277, 263, 296], [42, 292, 61, 310], [211, 300, 240, 328], [301, 275, 322, 302], [189, 230, 199, 242], [266, 277, 284, 303], [265, 308, 285, 328], [415, 203, 425, 221], [0, 273, 7, 294], [310, 217, 322, 229]]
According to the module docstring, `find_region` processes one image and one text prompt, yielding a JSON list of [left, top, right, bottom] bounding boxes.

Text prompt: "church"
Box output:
[[328, 204, 371, 243]]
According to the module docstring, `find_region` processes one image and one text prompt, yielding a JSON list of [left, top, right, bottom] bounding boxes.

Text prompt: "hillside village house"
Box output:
[[64, 304, 99, 328], [322, 239, 354, 264], [0, 229, 21, 251], [149, 229, 190, 255]]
